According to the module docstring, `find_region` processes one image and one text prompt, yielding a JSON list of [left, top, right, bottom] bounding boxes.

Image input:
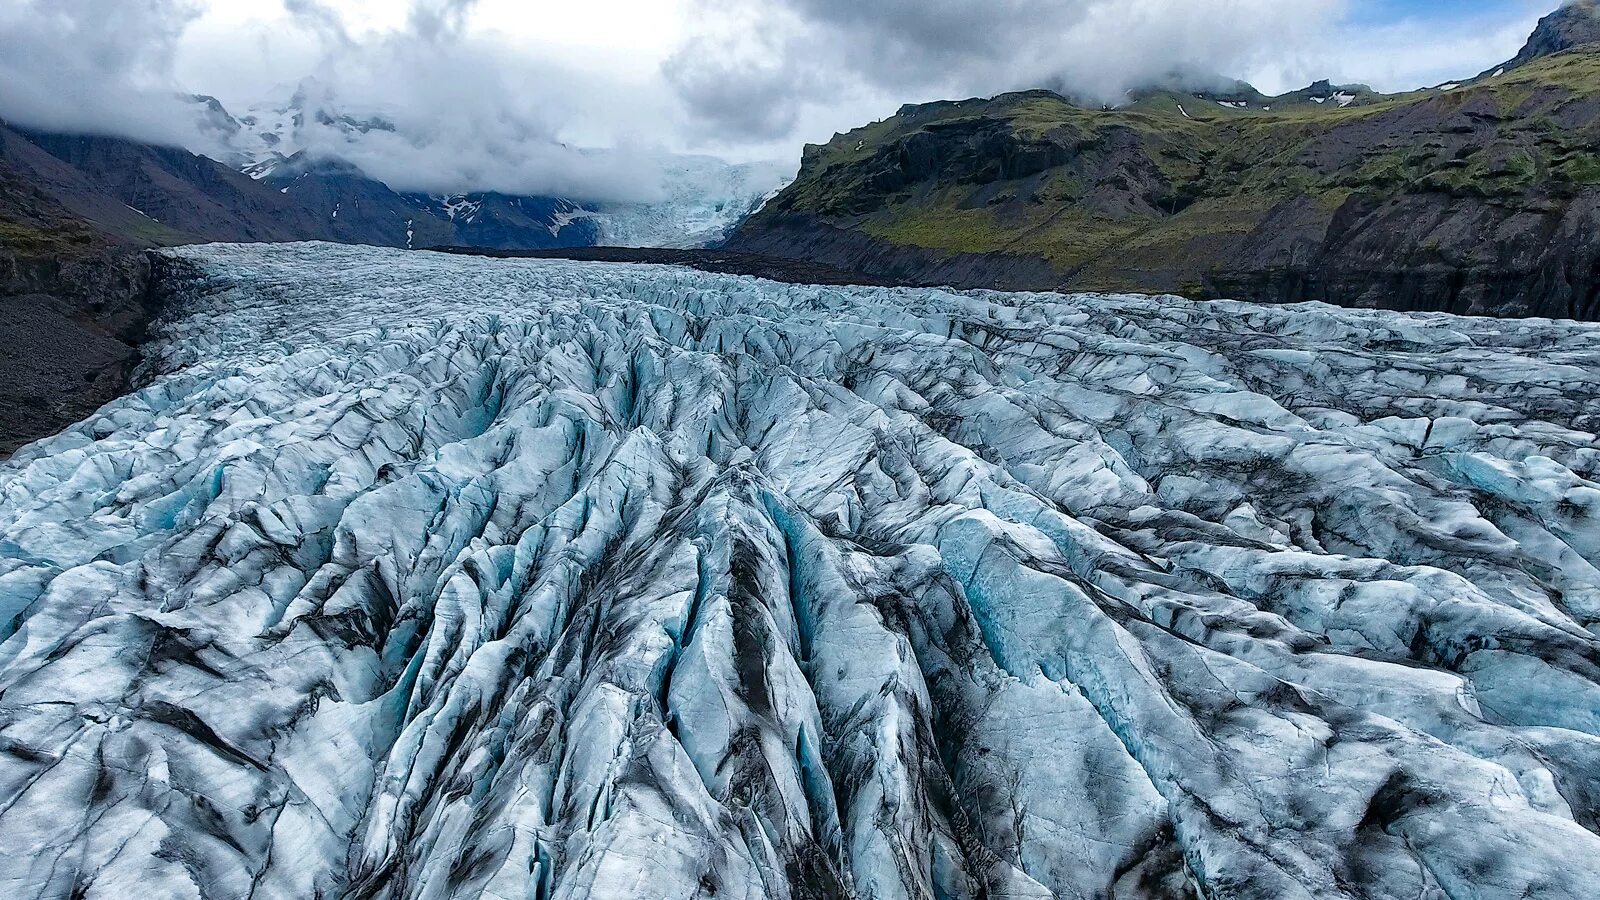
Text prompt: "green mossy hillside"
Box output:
[[753, 48, 1600, 288]]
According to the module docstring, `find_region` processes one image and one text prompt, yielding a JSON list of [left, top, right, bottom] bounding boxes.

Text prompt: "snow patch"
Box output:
[[547, 205, 594, 237], [436, 195, 483, 225]]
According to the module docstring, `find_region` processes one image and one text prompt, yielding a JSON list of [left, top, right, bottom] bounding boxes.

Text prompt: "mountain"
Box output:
[[1500, 0, 1600, 73], [180, 86, 602, 250], [1, 82, 789, 262], [196, 86, 788, 250], [259, 156, 603, 251], [256, 152, 782, 252], [0, 119, 577, 450], [0, 118, 617, 252], [4, 241, 1600, 898], [728, 15, 1600, 320]]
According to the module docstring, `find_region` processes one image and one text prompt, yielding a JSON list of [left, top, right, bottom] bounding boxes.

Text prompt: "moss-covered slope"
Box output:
[[730, 30, 1600, 320]]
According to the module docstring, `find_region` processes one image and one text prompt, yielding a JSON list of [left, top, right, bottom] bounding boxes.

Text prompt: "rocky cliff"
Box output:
[[729, 15, 1600, 320], [0, 144, 161, 455], [1502, 0, 1600, 73]]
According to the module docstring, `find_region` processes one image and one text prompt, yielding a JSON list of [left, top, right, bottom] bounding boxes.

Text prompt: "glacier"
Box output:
[[583, 157, 795, 249], [1, 241, 1599, 899]]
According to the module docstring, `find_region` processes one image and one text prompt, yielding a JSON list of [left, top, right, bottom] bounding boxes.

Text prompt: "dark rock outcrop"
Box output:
[[1503, 0, 1600, 72], [1203, 190, 1600, 320], [721, 212, 1065, 290], [0, 143, 163, 454], [0, 243, 155, 456], [735, 192, 1600, 321]]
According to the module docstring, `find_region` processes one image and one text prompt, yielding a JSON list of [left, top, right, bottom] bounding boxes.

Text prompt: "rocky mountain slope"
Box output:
[[197, 84, 788, 250], [0, 126, 178, 455], [1500, 0, 1600, 73], [1, 121, 605, 251], [2, 242, 1599, 899], [728, 1, 1600, 320]]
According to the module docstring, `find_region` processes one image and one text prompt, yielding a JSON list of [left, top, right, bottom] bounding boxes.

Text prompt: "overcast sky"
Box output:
[[0, 0, 1558, 200]]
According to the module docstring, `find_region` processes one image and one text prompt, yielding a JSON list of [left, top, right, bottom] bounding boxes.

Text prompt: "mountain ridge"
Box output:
[[1499, 0, 1600, 73], [726, 11, 1600, 320]]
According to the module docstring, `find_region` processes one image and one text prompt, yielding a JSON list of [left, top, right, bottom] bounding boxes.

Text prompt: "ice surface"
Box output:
[[585, 157, 795, 249], [2, 242, 1599, 899]]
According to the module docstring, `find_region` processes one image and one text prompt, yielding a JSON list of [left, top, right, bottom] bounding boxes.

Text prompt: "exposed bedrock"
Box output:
[[0, 244, 159, 456]]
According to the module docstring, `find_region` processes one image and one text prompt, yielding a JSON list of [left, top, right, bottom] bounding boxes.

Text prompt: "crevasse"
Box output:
[[1, 242, 1598, 899]]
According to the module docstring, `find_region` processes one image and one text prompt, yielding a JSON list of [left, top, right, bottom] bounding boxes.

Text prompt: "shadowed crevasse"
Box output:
[[0, 243, 1598, 899]]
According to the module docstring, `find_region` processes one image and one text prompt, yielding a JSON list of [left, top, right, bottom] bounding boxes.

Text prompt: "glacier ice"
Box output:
[[584, 157, 794, 249], [2, 241, 1600, 899]]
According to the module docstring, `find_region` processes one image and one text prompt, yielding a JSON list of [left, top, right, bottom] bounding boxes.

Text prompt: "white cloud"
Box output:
[[0, 0, 211, 144], [1268, 12, 1543, 94], [0, 0, 1563, 201]]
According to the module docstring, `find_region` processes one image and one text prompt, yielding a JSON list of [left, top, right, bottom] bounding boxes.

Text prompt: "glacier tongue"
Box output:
[[3, 242, 1600, 899]]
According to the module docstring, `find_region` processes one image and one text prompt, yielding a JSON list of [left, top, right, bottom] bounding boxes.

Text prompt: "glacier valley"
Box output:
[[2, 242, 1600, 899]]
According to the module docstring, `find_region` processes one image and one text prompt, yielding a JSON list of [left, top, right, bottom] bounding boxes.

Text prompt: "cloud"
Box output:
[[661, 5, 818, 141], [406, 0, 480, 43], [263, 2, 682, 201], [280, 0, 352, 47], [665, 0, 1548, 142], [0, 0, 1558, 201], [0, 0, 690, 203], [0, 0, 217, 146], [665, 0, 1350, 141]]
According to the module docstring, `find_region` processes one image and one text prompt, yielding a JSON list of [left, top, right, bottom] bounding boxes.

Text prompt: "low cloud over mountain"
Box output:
[[0, 0, 1552, 199]]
